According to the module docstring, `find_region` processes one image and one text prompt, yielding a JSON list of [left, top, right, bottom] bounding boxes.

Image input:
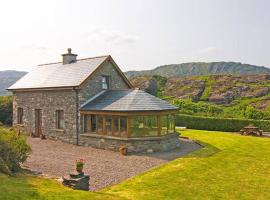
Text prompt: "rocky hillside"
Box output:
[[126, 62, 270, 78], [0, 70, 27, 95], [130, 74, 270, 111]]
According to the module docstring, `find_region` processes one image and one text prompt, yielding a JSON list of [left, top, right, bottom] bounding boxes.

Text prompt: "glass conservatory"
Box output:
[[81, 112, 176, 138], [79, 89, 179, 153]]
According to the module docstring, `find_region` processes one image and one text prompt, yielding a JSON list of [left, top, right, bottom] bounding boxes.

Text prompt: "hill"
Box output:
[[0, 70, 27, 95], [130, 74, 270, 119], [125, 62, 270, 78]]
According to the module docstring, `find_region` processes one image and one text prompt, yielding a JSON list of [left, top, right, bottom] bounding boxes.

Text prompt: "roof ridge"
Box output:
[[38, 55, 110, 66]]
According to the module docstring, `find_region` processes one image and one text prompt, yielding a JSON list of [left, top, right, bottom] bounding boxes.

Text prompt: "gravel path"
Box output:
[[24, 137, 201, 191]]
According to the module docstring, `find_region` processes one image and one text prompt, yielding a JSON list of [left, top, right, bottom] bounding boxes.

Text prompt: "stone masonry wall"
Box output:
[[79, 133, 181, 153], [78, 59, 130, 105], [12, 59, 131, 145], [13, 89, 78, 144]]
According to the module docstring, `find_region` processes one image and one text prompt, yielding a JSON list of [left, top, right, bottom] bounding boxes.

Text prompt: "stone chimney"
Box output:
[[62, 48, 77, 64]]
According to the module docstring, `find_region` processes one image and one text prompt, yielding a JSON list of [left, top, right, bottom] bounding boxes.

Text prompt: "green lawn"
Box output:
[[0, 173, 124, 200], [104, 130, 270, 200], [1, 130, 270, 200]]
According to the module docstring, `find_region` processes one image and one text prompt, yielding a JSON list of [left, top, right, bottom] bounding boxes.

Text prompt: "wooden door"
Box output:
[[35, 109, 42, 137]]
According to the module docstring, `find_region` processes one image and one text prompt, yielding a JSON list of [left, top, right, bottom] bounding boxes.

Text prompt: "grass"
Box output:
[[200, 76, 215, 100], [1, 130, 270, 199], [0, 172, 124, 200], [104, 130, 270, 200]]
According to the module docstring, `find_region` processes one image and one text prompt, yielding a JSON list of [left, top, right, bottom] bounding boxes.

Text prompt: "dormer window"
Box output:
[[102, 76, 110, 90]]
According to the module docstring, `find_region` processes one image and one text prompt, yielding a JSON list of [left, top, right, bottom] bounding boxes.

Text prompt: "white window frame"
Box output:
[[102, 76, 110, 89]]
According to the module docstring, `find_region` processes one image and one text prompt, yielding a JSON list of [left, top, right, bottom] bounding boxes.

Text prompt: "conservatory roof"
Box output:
[[80, 89, 178, 112]]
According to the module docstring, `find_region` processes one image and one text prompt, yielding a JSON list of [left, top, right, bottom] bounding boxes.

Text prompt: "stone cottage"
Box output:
[[8, 49, 180, 152]]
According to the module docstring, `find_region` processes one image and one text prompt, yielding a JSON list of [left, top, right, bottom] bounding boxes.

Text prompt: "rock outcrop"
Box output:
[[130, 74, 270, 106], [165, 77, 205, 101], [130, 76, 158, 95]]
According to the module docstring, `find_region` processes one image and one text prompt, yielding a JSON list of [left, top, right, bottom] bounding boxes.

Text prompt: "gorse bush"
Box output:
[[0, 127, 31, 174], [176, 114, 270, 132], [0, 96, 12, 125]]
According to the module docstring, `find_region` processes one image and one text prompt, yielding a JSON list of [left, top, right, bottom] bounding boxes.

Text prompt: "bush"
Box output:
[[243, 106, 270, 120], [0, 127, 31, 174], [176, 114, 270, 132], [172, 98, 270, 120], [0, 96, 12, 125], [173, 99, 223, 117]]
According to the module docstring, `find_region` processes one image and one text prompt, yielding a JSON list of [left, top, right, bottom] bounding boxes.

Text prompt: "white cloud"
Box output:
[[19, 44, 49, 52], [197, 46, 216, 54], [86, 27, 140, 45]]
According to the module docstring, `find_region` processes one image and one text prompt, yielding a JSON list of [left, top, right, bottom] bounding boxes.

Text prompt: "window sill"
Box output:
[[54, 129, 65, 132], [14, 124, 25, 127]]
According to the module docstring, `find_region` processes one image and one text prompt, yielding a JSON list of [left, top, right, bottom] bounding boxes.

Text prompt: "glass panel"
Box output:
[[83, 115, 91, 133], [102, 76, 109, 89], [56, 110, 64, 129], [91, 115, 96, 132], [17, 108, 23, 124], [120, 116, 127, 137], [144, 116, 158, 136], [130, 116, 145, 137], [59, 111, 64, 129], [168, 115, 175, 133], [161, 115, 168, 135], [106, 76, 110, 89], [106, 115, 112, 135], [97, 115, 103, 133], [113, 116, 119, 136]]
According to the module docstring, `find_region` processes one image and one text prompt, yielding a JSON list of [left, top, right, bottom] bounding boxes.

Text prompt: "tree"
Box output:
[[0, 96, 12, 125]]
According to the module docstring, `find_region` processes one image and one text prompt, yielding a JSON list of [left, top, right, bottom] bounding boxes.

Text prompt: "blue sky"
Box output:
[[0, 0, 269, 72]]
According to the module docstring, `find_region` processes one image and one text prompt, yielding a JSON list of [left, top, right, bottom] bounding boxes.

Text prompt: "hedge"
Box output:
[[176, 114, 270, 132]]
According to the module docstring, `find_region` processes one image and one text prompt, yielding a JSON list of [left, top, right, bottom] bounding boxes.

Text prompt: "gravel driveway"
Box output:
[[24, 137, 201, 191]]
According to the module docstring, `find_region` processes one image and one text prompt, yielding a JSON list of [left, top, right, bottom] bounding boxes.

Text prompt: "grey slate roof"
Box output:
[[80, 89, 178, 112], [8, 56, 109, 90]]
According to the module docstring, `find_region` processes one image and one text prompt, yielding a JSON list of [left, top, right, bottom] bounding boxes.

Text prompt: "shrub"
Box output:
[[0, 127, 31, 174], [243, 106, 270, 120], [173, 99, 223, 117], [176, 114, 270, 132]]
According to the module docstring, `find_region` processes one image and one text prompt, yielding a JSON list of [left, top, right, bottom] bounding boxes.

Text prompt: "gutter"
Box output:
[[74, 88, 79, 145]]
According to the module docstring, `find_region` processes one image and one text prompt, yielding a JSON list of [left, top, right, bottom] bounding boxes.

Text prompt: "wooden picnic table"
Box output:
[[240, 125, 263, 136]]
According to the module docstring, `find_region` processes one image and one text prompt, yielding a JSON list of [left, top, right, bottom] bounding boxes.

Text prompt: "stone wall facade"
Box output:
[[78, 59, 130, 105], [12, 59, 131, 145], [13, 89, 78, 144], [79, 133, 181, 153]]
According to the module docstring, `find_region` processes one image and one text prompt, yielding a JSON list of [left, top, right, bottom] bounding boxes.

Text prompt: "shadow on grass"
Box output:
[[0, 171, 126, 200], [183, 140, 221, 158], [131, 139, 212, 161], [0, 172, 42, 200]]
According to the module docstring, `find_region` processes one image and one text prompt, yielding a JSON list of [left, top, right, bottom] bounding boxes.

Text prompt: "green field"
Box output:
[[1, 130, 270, 200]]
